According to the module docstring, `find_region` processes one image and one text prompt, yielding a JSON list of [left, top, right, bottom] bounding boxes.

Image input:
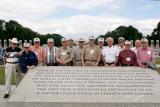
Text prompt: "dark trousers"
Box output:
[[47, 63, 58, 66]]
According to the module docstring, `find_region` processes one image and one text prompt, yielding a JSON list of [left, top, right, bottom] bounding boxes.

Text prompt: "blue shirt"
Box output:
[[19, 51, 38, 73], [0, 48, 4, 64]]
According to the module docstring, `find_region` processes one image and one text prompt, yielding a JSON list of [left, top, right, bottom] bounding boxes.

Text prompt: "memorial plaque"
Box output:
[[9, 67, 160, 107]]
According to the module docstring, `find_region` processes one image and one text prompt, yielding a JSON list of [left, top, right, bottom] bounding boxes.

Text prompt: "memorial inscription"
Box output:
[[9, 67, 160, 107], [32, 69, 154, 96]]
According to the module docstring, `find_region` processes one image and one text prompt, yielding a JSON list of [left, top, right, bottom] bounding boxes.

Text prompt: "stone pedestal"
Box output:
[[8, 67, 160, 107]]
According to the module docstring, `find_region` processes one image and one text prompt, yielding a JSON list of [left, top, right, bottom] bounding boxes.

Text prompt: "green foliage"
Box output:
[[147, 22, 160, 45], [0, 19, 160, 47], [101, 25, 143, 44], [0, 19, 63, 47]]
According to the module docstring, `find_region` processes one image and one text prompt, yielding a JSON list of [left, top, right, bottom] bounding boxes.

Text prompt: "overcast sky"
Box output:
[[0, 0, 160, 39]]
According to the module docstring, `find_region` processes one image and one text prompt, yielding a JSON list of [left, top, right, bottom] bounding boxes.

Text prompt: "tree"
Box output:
[[99, 25, 143, 44], [147, 21, 160, 45]]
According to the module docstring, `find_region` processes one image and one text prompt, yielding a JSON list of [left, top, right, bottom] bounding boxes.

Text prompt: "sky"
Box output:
[[0, 0, 160, 39]]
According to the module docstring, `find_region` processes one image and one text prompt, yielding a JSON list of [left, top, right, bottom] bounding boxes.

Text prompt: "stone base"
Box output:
[[8, 102, 160, 107]]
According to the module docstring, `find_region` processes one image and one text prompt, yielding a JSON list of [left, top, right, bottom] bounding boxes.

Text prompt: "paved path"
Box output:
[[0, 85, 16, 107]]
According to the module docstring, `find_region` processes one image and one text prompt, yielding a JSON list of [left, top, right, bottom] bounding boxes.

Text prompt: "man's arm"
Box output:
[[81, 48, 85, 66], [96, 48, 101, 66]]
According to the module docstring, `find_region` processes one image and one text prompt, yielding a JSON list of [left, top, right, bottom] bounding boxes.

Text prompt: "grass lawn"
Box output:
[[0, 60, 160, 85]]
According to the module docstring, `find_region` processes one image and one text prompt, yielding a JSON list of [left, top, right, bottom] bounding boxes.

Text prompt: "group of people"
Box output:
[[2, 36, 156, 98]]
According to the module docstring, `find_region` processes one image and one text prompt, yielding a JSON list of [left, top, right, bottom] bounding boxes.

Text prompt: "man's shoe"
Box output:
[[3, 94, 9, 99]]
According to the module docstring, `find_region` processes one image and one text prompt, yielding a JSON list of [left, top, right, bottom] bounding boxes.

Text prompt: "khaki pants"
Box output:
[[85, 61, 97, 66], [4, 63, 21, 94]]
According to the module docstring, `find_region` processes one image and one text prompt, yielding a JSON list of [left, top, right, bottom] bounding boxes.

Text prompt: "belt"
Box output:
[[121, 64, 134, 66], [106, 62, 115, 65], [85, 60, 97, 62], [76, 60, 81, 61], [7, 62, 18, 64]]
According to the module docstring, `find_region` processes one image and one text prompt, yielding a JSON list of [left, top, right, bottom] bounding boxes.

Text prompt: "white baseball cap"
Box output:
[[78, 38, 84, 42], [23, 43, 30, 48], [61, 38, 67, 42], [125, 40, 131, 45], [118, 37, 125, 42], [141, 38, 148, 43], [34, 38, 40, 42], [98, 38, 104, 42], [89, 36, 95, 40], [47, 38, 54, 43], [10, 38, 18, 44]]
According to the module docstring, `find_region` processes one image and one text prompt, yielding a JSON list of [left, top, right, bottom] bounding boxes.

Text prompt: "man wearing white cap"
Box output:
[[31, 38, 45, 66], [73, 38, 84, 66], [103, 37, 117, 67], [19, 43, 38, 80], [67, 38, 74, 66], [3, 38, 22, 98], [81, 36, 101, 66], [116, 37, 125, 57], [45, 38, 58, 66], [56, 38, 73, 66], [68, 38, 74, 49], [137, 38, 156, 70], [98, 37, 105, 66], [131, 40, 141, 54], [117, 40, 137, 66]]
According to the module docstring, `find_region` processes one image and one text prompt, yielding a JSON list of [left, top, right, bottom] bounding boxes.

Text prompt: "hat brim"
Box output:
[[11, 41, 18, 44]]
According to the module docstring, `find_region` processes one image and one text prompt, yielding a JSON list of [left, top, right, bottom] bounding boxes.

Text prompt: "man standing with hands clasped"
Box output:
[[81, 36, 101, 66], [56, 38, 73, 66]]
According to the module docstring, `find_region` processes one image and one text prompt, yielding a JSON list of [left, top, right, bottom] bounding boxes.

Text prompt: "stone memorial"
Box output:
[[3, 39, 7, 49], [19, 40, 22, 48], [151, 40, 154, 48], [9, 67, 160, 107], [24, 40, 27, 43], [29, 40, 32, 46], [9, 39, 11, 46], [156, 40, 159, 48]]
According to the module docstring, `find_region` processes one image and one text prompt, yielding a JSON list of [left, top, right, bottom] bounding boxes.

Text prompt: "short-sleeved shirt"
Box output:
[[31, 46, 45, 62], [118, 49, 137, 66], [82, 44, 101, 61], [137, 47, 155, 65], [45, 47, 58, 64], [56, 47, 73, 61], [73, 46, 83, 61], [103, 46, 117, 63], [5, 47, 22, 62]]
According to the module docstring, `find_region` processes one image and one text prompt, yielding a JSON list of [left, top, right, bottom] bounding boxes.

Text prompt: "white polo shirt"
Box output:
[[115, 45, 125, 56], [102, 46, 117, 63]]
